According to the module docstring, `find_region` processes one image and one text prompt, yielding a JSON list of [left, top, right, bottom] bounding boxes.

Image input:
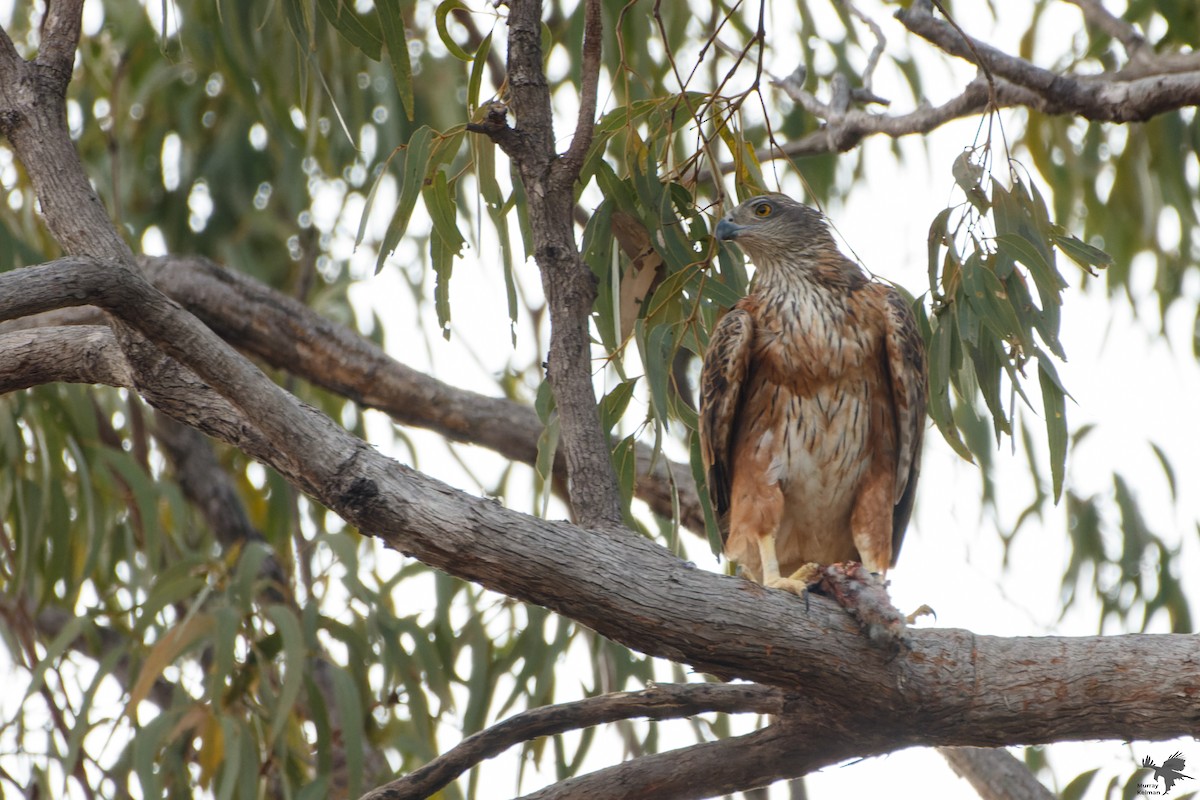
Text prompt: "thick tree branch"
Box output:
[[0, 18, 19, 68], [362, 683, 782, 800], [0, 257, 352, 500], [0, 323, 282, 461], [0, 255, 706, 534], [0, 325, 131, 391]]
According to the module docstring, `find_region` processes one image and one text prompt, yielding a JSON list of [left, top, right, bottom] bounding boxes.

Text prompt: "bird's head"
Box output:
[[714, 193, 835, 269]]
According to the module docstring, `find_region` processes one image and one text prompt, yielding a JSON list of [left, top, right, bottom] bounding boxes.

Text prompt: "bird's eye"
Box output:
[[754, 202, 772, 217]]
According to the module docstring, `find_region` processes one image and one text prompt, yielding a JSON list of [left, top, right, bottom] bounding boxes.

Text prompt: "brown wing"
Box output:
[[880, 287, 927, 565], [698, 306, 754, 538]]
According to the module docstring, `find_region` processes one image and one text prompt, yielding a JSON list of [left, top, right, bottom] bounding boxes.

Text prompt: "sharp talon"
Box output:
[[788, 562, 823, 586]]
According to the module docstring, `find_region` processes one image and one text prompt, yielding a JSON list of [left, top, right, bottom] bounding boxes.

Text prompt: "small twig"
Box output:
[[841, 0, 887, 97], [359, 683, 783, 800]]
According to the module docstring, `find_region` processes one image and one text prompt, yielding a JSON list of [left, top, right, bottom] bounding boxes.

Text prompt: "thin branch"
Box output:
[[842, 0, 887, 97], [940, 747, 1055, 800], [767, 71, 1019, 155], [897, 0, 1200, 122], [514, 713, 875, 800], [553, 0, 602, 187], [361, 683, 782, 800], [35, 0, 84, 83], [1061, 0, 1146, 57]]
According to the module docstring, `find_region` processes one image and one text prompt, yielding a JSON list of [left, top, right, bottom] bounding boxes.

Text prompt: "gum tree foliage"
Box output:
[[0, 1, 1198, 799]]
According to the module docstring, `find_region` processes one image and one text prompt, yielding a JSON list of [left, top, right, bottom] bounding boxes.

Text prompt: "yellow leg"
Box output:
[[756, 533, 821, 595]]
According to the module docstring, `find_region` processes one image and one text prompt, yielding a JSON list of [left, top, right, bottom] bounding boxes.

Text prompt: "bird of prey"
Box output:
[[699, 194, 926, 595]]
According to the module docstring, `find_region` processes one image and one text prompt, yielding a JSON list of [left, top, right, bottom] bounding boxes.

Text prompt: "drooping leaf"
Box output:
[[378, 0, 415, 119], [376, 126, 435, 274], [1036, 353, 1069, 502]]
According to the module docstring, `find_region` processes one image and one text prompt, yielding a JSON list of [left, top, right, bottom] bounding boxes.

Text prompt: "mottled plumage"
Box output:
[[700, 194, 925, 592]]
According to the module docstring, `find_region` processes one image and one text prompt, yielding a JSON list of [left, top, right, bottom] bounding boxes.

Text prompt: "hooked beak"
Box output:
[[715, 218, 743, 241]]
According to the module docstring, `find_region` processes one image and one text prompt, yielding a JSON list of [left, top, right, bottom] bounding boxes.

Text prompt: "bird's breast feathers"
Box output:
[[741, 279, 881, 395]]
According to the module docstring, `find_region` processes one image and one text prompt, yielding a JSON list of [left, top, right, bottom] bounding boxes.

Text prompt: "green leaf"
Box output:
[[210, 606, 240, 703], [961, 251, 1028, 346], [1149, 441, 1178, 501], [435, 0, 473, 60], [423, 168, 465, 256], [927, 206, 953, 293], [1037, 353, 1068, 501], [689, 430, 723, 558], [215, 717, 243, 800], [376, 126, 434, 274], [638, 320, 677, 428], [317, 0, 383, 60], [928, 314, 973, 461], [430, 213, 458, 339], [467, 32, 493, 112], [330, 664, 365, 799], [1061, 768, 1100, 800], [599, 379, 637, 433], [378, 0, 415, 119], [232, 540, 273, 606], [461, 616, 495, 735], [612, 435, 638, 515], [535, 412, 560, 518], [1051, 232, 1113, 270], [265, 605, 305, 746], [128, 613, 215, 719]]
